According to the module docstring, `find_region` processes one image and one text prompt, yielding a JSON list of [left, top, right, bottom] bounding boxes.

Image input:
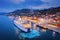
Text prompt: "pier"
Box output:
[[28, 20, 60, 33]]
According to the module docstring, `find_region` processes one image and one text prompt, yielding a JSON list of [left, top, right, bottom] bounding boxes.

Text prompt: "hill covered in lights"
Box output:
[[6, 7, 60, 16]]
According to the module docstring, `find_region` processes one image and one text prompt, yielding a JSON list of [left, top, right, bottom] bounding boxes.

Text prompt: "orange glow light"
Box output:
[[23, 24, 31, 28]]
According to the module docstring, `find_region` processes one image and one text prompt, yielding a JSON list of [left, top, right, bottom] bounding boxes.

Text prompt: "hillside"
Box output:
[[6, 7, 60, 16]]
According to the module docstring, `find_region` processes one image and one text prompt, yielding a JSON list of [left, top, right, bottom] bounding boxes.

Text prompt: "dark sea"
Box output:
[[0, 15, 19, 40], [0, 15, 60, 40]]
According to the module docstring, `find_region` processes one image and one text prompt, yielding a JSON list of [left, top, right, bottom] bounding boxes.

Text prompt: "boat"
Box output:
[[14, 20, 31, 33], [13, 9, 36, 33]]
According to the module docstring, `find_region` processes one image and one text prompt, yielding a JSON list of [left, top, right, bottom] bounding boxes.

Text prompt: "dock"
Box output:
[[37, 23, 60, 33], [28, 20, 60, 33]]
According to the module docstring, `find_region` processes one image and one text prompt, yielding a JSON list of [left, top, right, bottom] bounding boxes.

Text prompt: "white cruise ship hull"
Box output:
[[14, 21, 28, 32]]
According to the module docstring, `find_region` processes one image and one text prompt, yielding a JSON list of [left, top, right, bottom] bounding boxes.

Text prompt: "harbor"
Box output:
[[8, 15, 60, 39], [12, 15, 60, 33], [0, 0, 60, 40]]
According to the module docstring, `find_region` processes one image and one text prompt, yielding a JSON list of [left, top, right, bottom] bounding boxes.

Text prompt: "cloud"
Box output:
[[6, 0, 25, 4], [40, 0, 60, 3], [28, 4, 51, 9], [41, 0, 54, 3], [0, 8, 15, 12], [40, 0, 60, 6], [0, 0, 60, 12], [28, 0, 60, 9], [12, 0, 25, 4]]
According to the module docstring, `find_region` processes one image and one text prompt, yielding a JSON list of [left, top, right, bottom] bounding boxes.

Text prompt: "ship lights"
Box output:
[[23, 24, 31, 28]]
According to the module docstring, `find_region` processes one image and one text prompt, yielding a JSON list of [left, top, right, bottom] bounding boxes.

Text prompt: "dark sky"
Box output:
[[0, 0, 60, 12]]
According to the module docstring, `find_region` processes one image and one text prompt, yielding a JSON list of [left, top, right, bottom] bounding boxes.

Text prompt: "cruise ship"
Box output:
[[13, 10, 38, 33], [14, 17, 33, 32]]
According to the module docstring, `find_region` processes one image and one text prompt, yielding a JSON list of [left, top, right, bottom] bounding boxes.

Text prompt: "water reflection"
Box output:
[[14, 23, 60, 40], [42, 29, 46, 32], [20, 30, 40, 38], [52, 31, 56, 37]]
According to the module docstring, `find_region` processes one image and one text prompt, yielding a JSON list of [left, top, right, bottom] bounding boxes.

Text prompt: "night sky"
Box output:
[[0, 0, 60, 12]]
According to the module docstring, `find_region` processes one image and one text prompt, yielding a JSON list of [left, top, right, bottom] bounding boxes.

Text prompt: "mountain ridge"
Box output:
[[6, 7, 60, 16]]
